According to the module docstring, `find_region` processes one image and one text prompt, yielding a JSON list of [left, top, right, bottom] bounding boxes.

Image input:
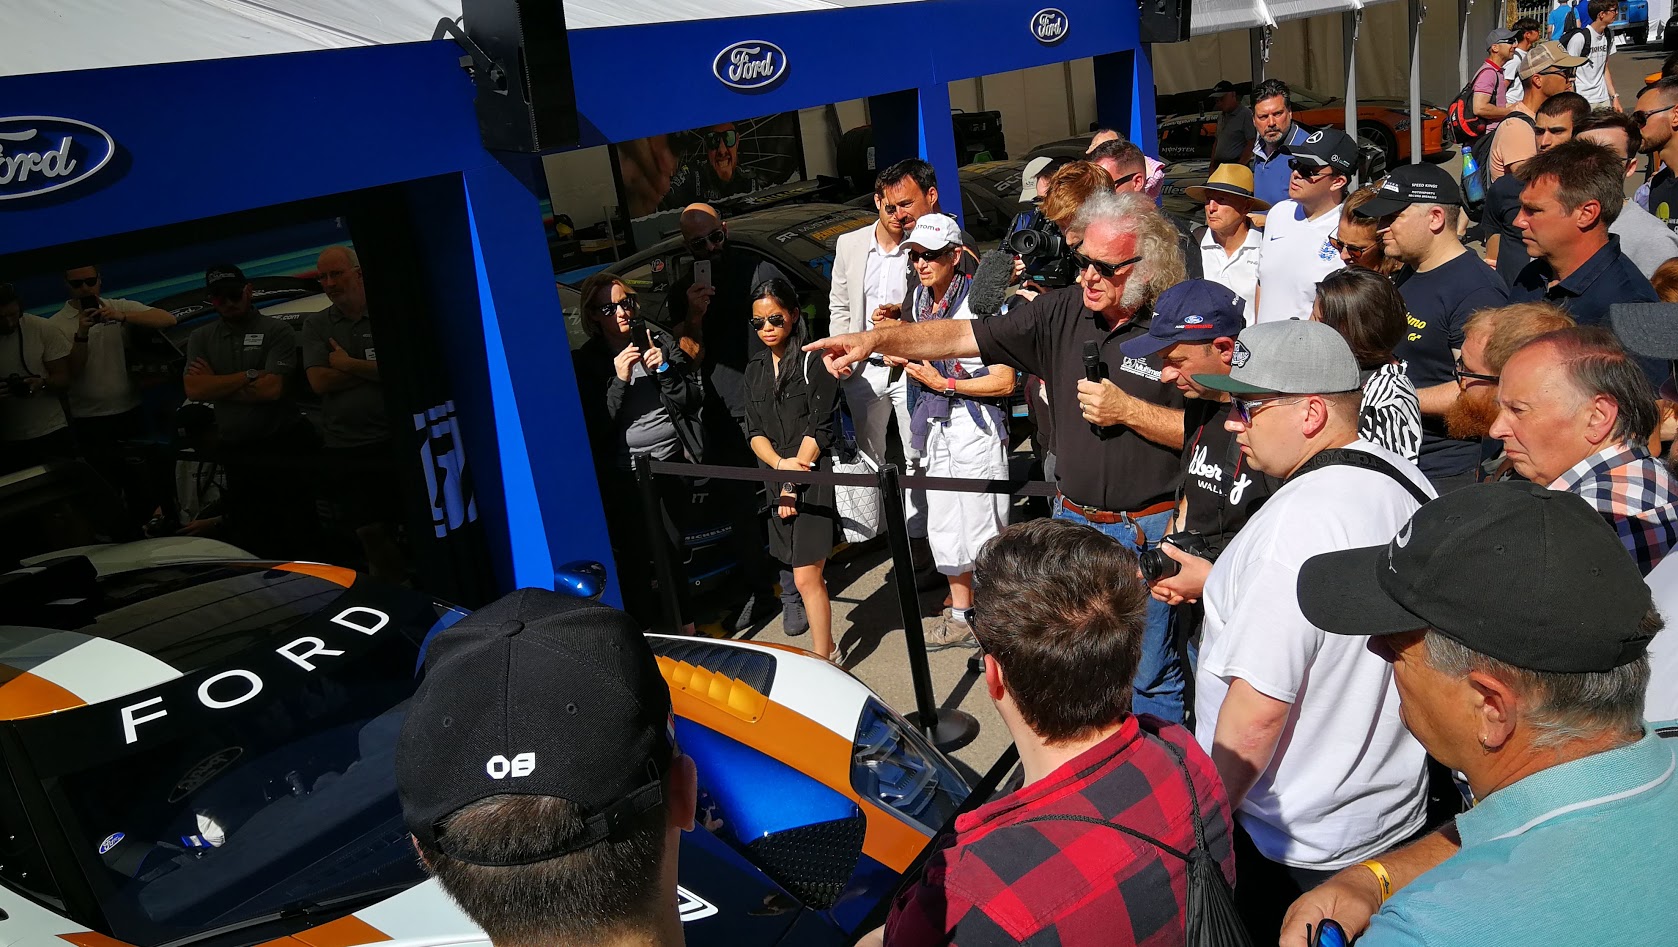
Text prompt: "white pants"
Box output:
[[924, 409, 1009, 575], [844, 361, 927, 537]]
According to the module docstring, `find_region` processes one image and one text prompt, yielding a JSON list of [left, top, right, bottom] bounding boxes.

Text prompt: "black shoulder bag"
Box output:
[[1288, 447, 1432, 505]]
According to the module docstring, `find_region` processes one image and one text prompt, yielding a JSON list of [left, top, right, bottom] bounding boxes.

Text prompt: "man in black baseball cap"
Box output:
[[1208, 79, 1256, 170], [1253, 127, 1358, 322], [1283, 482, 1671, 947], [1357, 161, 1509, 493], [397, 589, 696, 947]]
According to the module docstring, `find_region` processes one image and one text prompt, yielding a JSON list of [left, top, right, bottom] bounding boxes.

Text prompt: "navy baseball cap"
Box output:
[[1120, 279, 1246, 358]]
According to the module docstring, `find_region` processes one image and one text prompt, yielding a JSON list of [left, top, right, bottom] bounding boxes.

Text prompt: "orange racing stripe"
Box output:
[[0, 672, 86, 719], [60, 932, 134, 947], [273, 562, 357, 587]]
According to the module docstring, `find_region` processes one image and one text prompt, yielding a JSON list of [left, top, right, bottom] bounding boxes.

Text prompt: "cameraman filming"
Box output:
[[1121, 281, 1280, 618]]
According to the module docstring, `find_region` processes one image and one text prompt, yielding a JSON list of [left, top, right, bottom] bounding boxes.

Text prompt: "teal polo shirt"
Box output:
[[1359, 722, 1678, 946]]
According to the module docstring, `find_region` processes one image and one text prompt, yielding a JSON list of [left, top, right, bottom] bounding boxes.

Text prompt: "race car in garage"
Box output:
[[0, 555, 969, 947], [1149, 84, 1450, 167]]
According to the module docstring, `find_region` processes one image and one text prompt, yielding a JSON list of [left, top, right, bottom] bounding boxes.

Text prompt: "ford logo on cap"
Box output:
[[714, 41, 788, 92], [1031, 8, 1070, 44], [0, 116, 116, 201]]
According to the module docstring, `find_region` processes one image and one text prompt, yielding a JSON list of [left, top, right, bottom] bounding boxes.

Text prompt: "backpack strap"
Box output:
[[1288, 447, 1432, 505]]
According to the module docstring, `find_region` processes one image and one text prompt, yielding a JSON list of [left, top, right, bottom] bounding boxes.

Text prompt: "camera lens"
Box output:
[[1138, 547, 1181, 584]]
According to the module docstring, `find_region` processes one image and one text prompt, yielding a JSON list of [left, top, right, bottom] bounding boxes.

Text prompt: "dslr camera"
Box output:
[[1004, 209, 1075, 289], [1138, 530, 1215, 584], [5, 374, 36, 399]]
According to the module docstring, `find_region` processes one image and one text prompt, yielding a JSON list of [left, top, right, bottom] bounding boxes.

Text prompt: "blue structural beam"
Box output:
[[1093, 47, 1161, 158], [867, 86, 965, 229]]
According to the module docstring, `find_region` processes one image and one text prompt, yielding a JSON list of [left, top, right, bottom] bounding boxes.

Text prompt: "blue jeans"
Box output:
[[1053, 498, 1184, 724]]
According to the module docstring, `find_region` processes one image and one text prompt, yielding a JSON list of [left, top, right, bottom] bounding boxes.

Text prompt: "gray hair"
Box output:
[[1421, 622, 1656, 749], [1072, 191, 1186, 307], [320, 244, 361, 269], [1521, 326, 1661, 444]]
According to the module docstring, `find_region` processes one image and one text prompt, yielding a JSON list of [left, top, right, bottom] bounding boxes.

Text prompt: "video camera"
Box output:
[[1004, 209, 1075, 290]]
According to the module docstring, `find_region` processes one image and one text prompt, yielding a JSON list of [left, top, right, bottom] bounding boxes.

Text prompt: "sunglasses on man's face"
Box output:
[[1540, 67, 1576, 81], [594, 296, 638, 318], [908, 248, 954, 264], [704, 130, 739, 150], [685, 229, 726, 253], [749, 313, 788, 330], [65, 277, 99, 289], [1289, 159, 1331, 179], [1069, 247, 1142, 281], [1635, 104, 1677, 126]]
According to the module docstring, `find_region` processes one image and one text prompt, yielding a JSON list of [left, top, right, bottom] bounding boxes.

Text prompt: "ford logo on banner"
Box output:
[[1030, 8, 1070, 44], [0, 116, 116, 201], [714, 40, 788, 91]]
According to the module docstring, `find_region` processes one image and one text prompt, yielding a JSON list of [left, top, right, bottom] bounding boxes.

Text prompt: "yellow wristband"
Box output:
[[1360, 859, 1394, 904]]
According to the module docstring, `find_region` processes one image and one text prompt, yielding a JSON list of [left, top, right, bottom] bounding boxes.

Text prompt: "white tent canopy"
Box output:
[[1191, 0, 1397, 36]]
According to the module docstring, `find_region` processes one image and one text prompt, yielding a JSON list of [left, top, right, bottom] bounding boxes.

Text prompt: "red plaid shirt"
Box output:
[[884, 715, 1235, 946]]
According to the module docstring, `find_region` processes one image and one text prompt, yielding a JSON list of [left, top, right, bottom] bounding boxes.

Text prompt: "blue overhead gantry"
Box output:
[[1, 0, 1160, 606]]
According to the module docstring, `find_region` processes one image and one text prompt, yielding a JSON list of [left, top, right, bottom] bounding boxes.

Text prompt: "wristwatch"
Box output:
[[244, 369, 259, 382], [943, 381, 956, 397]]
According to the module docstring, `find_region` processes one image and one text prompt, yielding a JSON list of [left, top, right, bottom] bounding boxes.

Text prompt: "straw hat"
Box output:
[[1182, 164, 1271, 211]]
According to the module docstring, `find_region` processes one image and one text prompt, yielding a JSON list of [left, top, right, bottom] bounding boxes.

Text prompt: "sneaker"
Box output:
[[924, 609, 978, 651], [727, 590, 781, 632], [782, 596, 809, 637]]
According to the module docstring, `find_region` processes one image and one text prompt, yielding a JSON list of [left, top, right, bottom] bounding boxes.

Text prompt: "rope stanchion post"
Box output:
[[631, 452, 685, 634], [878, 463, 980, 751]]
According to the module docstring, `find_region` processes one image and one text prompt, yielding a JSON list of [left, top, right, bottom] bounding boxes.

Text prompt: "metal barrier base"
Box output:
[[908, 708, 981, 752]]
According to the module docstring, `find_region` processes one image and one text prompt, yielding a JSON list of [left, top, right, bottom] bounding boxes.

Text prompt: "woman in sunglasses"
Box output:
[[1311, 268, 1422, 462], [898, 215, 1015, 651], [1332, 186, 1400, 275], [743, 278, 840, 663], [571, 273, 706, 634]]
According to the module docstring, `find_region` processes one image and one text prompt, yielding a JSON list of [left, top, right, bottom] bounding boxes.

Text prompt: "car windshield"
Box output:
[[6, 563, 467, 947]]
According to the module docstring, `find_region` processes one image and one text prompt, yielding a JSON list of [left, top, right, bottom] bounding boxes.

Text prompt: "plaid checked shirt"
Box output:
[[884, 715, 1235, 946], [1552, 443, 1678, 576]]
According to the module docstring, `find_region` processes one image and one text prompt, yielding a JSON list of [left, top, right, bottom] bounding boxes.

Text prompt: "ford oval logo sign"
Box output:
[[714, 40, 788, 92], [0, 116, 116, 201], [1030, 8, 1070, 44]]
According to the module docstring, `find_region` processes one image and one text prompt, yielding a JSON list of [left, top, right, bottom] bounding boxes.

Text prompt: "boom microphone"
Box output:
[[968, 249, 1016, 318]]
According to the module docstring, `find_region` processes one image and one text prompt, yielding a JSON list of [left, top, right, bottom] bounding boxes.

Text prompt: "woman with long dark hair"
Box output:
[[570, 273, 704, 633], [743, 278, 840, 662], [1312, 267, 1422, 461]]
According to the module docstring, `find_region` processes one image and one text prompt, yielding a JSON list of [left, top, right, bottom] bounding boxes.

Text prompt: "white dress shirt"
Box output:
[[1199, 226, 1263, 323]]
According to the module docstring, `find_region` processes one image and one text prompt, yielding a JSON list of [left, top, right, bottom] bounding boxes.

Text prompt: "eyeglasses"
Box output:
[[1454, 363, 1500, 386], [1635, 104, 1677, 126], [1069, 247, 1142, 280], [1328, 234, 1373, 257], [65, 277, 99, 288], [908, 248, 954, 264], [1232, 395, 1304, 423], [685, 229, 726, 253], [704, 129, 739, 150], [594, 296, 638, 318], [1289, 159, 1331, 179], [749, 313, 788, 330]]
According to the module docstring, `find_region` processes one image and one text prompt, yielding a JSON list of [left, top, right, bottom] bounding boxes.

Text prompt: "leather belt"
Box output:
[[1058, 495, 1175, 544]]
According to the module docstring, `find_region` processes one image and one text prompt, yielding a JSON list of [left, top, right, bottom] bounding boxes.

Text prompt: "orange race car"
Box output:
[[1158, 84, 1452, 168]]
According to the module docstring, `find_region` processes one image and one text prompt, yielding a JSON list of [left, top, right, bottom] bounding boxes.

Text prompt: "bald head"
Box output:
[[679, 203, 727, 260]]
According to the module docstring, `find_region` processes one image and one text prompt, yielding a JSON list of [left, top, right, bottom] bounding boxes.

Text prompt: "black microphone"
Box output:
[[1083, 341, 1108, 439], [968, 249, 1016, 318]]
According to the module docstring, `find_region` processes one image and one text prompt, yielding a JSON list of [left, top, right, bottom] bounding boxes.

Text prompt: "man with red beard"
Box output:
[[1445, 302, 1576, 479]]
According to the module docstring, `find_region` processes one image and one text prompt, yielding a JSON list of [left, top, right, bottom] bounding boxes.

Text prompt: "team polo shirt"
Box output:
[[183, 312, 300, 445], [1360, 724, 1678, 946], [301, 305, 389, 448], [973, 285, 1184, 513]]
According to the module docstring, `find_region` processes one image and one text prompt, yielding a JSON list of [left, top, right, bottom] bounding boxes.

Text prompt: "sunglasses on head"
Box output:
[[1232, 395, 1304, 423], [908, 247, 954, 264], [1289, 159, 1331, 178], [594, 296, 638, 318], [65, 277, 99, 289], [749, 313, 788, 330], [1069, 247, 1142, 281], [704, 129, 739, 150], [1635, 104, 1677, 126], [685, 229, 726, 252]]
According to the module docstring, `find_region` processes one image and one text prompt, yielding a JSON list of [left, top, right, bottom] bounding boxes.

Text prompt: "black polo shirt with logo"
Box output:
[[973, 286, 1185, 512], [1509, 234, 1664, 386], [1179, 398, 1280, 556], [183, 312, 300, 446]]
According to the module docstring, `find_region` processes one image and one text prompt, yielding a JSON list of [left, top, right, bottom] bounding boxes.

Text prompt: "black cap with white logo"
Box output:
[[204, 263, 247, 292], [1353, 163, 1464, 218], [1297, 482, 1654, 673], [1283, 127, 1360, 175], [395, 589, 674, 865]]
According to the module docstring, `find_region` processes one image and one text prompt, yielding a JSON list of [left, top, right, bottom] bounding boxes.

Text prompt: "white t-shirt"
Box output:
[[1200, 226, 1264, 324], [48, 297, 154, 418], [1566, 26, 1615, 105], [1196, 438, 1434, 869], [1503, 51, 1526, 102], [0, 314, 72, 441], [1645, 553, 1678, 722], [1254, 199, 1345, 323]]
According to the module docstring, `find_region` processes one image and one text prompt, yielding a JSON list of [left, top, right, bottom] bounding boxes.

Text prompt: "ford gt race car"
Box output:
[[0, 556, 970, 947]]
